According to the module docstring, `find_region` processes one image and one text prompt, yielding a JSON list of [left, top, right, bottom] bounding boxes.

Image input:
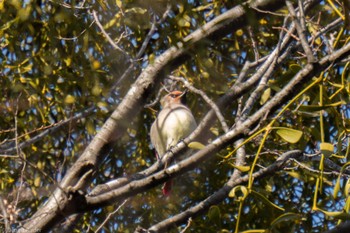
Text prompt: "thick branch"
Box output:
[[20, 1, 289, 232], [83, 39, 350, 210], [146, 150, 303, 232]]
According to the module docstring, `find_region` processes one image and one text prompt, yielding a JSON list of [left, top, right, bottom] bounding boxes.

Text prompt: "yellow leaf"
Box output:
[[260, 88, 271, 105], [97, 101, 108, 108], [37, 161, 43, 169], [64, 57, 72, 66], [177, 18, 190, 27], [259, 18, 267, 25], [192, 3, 213, 12], [201, 71, 210, 78], [320, 142, 334, 157], [34, 176, 41, 187], [299, 101, 346, 112], [92, 85, 102, 96], [86, 120, 95, 134], [231, 164, 250, 172], [188, 141, 205, 150], [275, 127, 303, 144], [236, 29, 243, 36], [7, 177, 14, 184], [125, 7, 147, 14], [240, 230, 267, 233], [148, 53, 155, 63], [204, 58, 214, 68], [210, 127, 219, 136], [251, 189, 285, 211], [64, 95, 76, 104], [116, 0, 122, 8], [20, 76, 26, 83], [287, 171, 302, 180], [0, 0, 4, 11], [345, 179, 350, 197], [229, 185, 249, 199], [318, 209, 350, 220], [92, 60, 100, 70], [234, 38, 240, 50]]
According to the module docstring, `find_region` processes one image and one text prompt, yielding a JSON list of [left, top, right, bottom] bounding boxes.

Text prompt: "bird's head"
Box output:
[[160, 90, 187, 108]]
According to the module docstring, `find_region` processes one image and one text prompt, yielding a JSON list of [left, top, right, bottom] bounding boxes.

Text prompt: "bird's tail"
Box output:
[[162, 180, 173, 196]]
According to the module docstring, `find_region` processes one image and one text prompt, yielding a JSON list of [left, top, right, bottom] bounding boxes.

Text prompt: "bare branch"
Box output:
[[0, 196, 10, 232], [147, 150, 303, 232], [0, 106, 95, 155], [95, 199, 128, 233], [86, 39, 350, 210], [92, 10, 130, 57], [286, 1, 316, 63]]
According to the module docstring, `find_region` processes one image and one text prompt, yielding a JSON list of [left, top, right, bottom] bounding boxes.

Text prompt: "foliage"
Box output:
[[0, 0, 350, 232]]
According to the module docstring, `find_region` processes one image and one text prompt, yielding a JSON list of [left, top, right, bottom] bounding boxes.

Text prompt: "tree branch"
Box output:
[[146, 150, 303, 232]]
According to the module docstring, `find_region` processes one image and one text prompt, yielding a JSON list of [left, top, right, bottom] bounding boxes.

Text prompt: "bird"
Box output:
[[150, 90, 197, 195]]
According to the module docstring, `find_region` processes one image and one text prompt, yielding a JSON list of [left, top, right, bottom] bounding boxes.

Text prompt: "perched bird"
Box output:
[[150, 90, 197, 195]]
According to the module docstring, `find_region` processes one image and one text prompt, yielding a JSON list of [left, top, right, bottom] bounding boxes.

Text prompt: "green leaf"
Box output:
[[298, 101, 345, 112], [270, 212, 302, 229], [208, 205, 221, 224], [275, 127, 303, 143], [251, 189, 285, 211]]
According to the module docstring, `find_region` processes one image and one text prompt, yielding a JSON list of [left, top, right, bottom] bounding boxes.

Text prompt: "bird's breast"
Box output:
[[158, 105, 197, 146]]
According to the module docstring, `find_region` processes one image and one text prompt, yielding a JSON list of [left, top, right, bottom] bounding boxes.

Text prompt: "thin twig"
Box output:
[[0, 106, 95, 154], [92, 10, 130, 57], [109, 5, 172, 91], [169, 76, 229, 133], [14, 93, 26, 216], [144, 86, 166, 108], [57, 19, 96, 40], [180, 217, 192, 233], [136, 5, 171, 59], [48, 0, 90, 9], [95, 199, 128, 233], [248, 26, 259, 61], [286, 1, 316, 63], [250, 6, 287, 17], [0, 196, 10, 232], [272, 26, 299, 41]]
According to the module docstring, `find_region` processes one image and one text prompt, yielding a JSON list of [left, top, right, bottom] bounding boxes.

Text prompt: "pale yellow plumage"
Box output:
[[150, 90, 197, 195], [150, 91, 197, 158]]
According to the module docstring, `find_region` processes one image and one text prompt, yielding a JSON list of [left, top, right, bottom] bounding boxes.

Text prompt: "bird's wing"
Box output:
[[150, 118, 166, 157]]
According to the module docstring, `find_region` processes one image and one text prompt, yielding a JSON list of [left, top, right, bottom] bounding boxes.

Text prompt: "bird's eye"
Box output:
[[170, 94, 177, 98]]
